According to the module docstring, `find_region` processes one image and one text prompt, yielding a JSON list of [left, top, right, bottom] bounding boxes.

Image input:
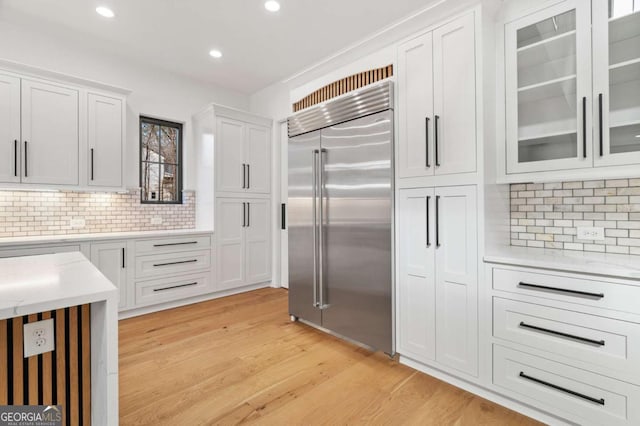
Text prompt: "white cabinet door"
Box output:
[[245, 124, 271, 194], [215, 198, 245, 290], [21, 79, 79, 185], [433, 13, 477, 175], [216, 118, 245, 193], [0, 73, 21, 183], [397, 188, 436, 362], [505, 0, 592, 174], [87, 93, 123, 187], [90, 241, 128, 309], [434, 185, 478, 376], [592, 0, 640, 167], [398, 33, 434, 178], [245, 198, 271, 284]]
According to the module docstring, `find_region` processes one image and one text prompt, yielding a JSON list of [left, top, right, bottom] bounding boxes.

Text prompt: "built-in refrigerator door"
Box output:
[[319, 110, 394, 354], [288, 131, 322, 326]]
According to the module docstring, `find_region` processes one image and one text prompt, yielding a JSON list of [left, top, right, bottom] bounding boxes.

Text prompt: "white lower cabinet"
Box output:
[[90, 241, 129, 309], [398, 185, 478, 376], [487, 262, 640, 424], [216, 198, 271, 291]]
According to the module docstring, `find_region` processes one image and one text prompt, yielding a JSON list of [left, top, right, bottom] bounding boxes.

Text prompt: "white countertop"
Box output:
[[485, 246, 640, 280], [0, 228, 214, 248], [0, 252, 118, 319]]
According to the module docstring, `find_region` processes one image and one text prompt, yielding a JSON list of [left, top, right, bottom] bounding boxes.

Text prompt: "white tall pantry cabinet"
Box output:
[[194, 105, 273, 292], [396, 9, 482, 381]]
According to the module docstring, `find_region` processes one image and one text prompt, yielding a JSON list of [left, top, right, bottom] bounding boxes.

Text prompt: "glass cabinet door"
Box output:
[[593, 0, 640, 166], [505, 0, 592, 174]]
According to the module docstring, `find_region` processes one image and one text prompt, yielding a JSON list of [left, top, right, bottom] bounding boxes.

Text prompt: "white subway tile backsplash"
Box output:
[[511, 177, 640, 255], [0, 189, 196, 238]]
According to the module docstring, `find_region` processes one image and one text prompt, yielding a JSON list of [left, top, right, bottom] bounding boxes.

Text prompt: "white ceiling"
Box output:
[[0, 0, 436, 94]]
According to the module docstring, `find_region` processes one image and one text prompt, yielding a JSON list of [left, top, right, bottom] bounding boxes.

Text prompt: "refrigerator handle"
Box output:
[[318, 148, 326, 309], [312, 149, 319, 308]]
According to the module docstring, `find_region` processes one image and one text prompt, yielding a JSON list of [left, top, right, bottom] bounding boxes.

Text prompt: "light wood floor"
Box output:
[[119, 288, 542, 425]]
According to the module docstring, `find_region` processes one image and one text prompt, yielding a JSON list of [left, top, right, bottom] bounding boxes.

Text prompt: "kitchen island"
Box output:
[[0, 252, 118, 425]]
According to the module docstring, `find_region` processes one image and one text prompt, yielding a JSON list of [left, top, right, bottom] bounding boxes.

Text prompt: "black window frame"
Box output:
[[139, 116, 184, 205]]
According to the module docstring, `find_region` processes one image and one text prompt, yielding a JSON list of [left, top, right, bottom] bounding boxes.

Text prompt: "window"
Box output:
[[140, 116, 183, 204]]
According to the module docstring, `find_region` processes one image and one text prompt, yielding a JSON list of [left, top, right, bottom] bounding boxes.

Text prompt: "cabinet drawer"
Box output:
[[493, 345, 640, 425], [135, 250, 210, 279], [494, 298, 640, 381], [134, 235, 211, 255], [135, 273, 211, 307], [492, 267, 640, 315], [0, 245, 81, 258]]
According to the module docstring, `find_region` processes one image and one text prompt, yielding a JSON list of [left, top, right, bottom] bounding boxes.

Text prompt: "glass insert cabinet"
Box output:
[[505, 0, 640, 174]]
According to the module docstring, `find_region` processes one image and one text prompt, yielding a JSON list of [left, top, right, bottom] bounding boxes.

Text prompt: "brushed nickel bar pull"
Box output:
[[153, 282, 198, 292], [312, 149, 319, 308], [153, 241, 198, 247], [518, 282, 604, 299], [153, 259, 198, 267], [519, 322, 605, 346], [519, 372, 605, 406], [318, 148, 326, 308]]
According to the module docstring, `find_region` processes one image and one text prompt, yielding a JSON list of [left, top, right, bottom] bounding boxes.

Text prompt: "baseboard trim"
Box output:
[[118, 282, 271, 319], [399, 356, 571, 426]]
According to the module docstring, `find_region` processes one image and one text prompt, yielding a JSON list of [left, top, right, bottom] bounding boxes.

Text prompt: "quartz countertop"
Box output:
[[0, 252, 118, 318], [485, 246, 640, 280], [0, 228, 214, 248]]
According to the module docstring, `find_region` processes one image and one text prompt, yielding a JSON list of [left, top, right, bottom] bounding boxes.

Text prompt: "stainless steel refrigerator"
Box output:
[[287, 81, 394, 354]]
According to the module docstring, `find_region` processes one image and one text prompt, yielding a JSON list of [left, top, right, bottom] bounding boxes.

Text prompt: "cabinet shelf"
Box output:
[[609, 59, 640, 86], [518, 130, 576, 146], [518, 75, 576, 104], [517, 30, 576, 53]]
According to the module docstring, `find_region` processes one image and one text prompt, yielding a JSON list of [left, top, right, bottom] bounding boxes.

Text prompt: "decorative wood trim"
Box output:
[[1, 305, 91, 425], [293, 64, 393, 112]]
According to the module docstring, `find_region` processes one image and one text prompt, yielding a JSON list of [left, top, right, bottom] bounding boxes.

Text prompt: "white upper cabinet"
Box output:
[[87, 93, 123, 188], [216, 117, 245, 193], [0, 73, 20, 183], [397, 13, 477, 179], [216, 116, 271, 195], [502, 0, 640, 179], [21, 79, 79, 185], [0, 66, 127, 189], [432, 13, 477, 176], [592, 0, 640, 167], [398, 33, 434, 178], [505, 0, 592, 174]]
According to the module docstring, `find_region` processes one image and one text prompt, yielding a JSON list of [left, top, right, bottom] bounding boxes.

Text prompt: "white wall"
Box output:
[[0, 19, 249, 190]]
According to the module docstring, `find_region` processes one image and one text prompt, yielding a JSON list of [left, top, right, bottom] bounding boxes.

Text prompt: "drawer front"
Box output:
[[135, 273, 211, 307], [494, 298, 640, 381], [135, 235, 211, 255], [493, 267, 640, 315], [135, 250, 211, 279], [0, 245, 81, 258], [493, 345, 640, 425]]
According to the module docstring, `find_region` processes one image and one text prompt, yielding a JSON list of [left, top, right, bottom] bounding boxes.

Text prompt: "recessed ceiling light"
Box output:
[[636, 134, 640, 138], [264, 1, 281, 12], [209, 49, 222, 59], [96, 6, 115, 18]]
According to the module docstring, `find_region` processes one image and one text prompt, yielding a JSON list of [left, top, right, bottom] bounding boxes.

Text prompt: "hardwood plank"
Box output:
[[41, 311, 53, 405], [55, 309, 66, 408], [81, 305, 91, 426], [68, 306, 79, 426], [12, 316, 23, 405], [0, 319, 7, 405], [119, 288, 542, 425], [27, 314, 39, 405]]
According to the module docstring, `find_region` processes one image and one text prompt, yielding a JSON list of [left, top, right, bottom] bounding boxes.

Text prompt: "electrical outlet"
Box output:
[[151, 217, 163, 225], [24, 319, 55, 357], [70, 218, 86, 228], [577, 226, 605, 241]]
